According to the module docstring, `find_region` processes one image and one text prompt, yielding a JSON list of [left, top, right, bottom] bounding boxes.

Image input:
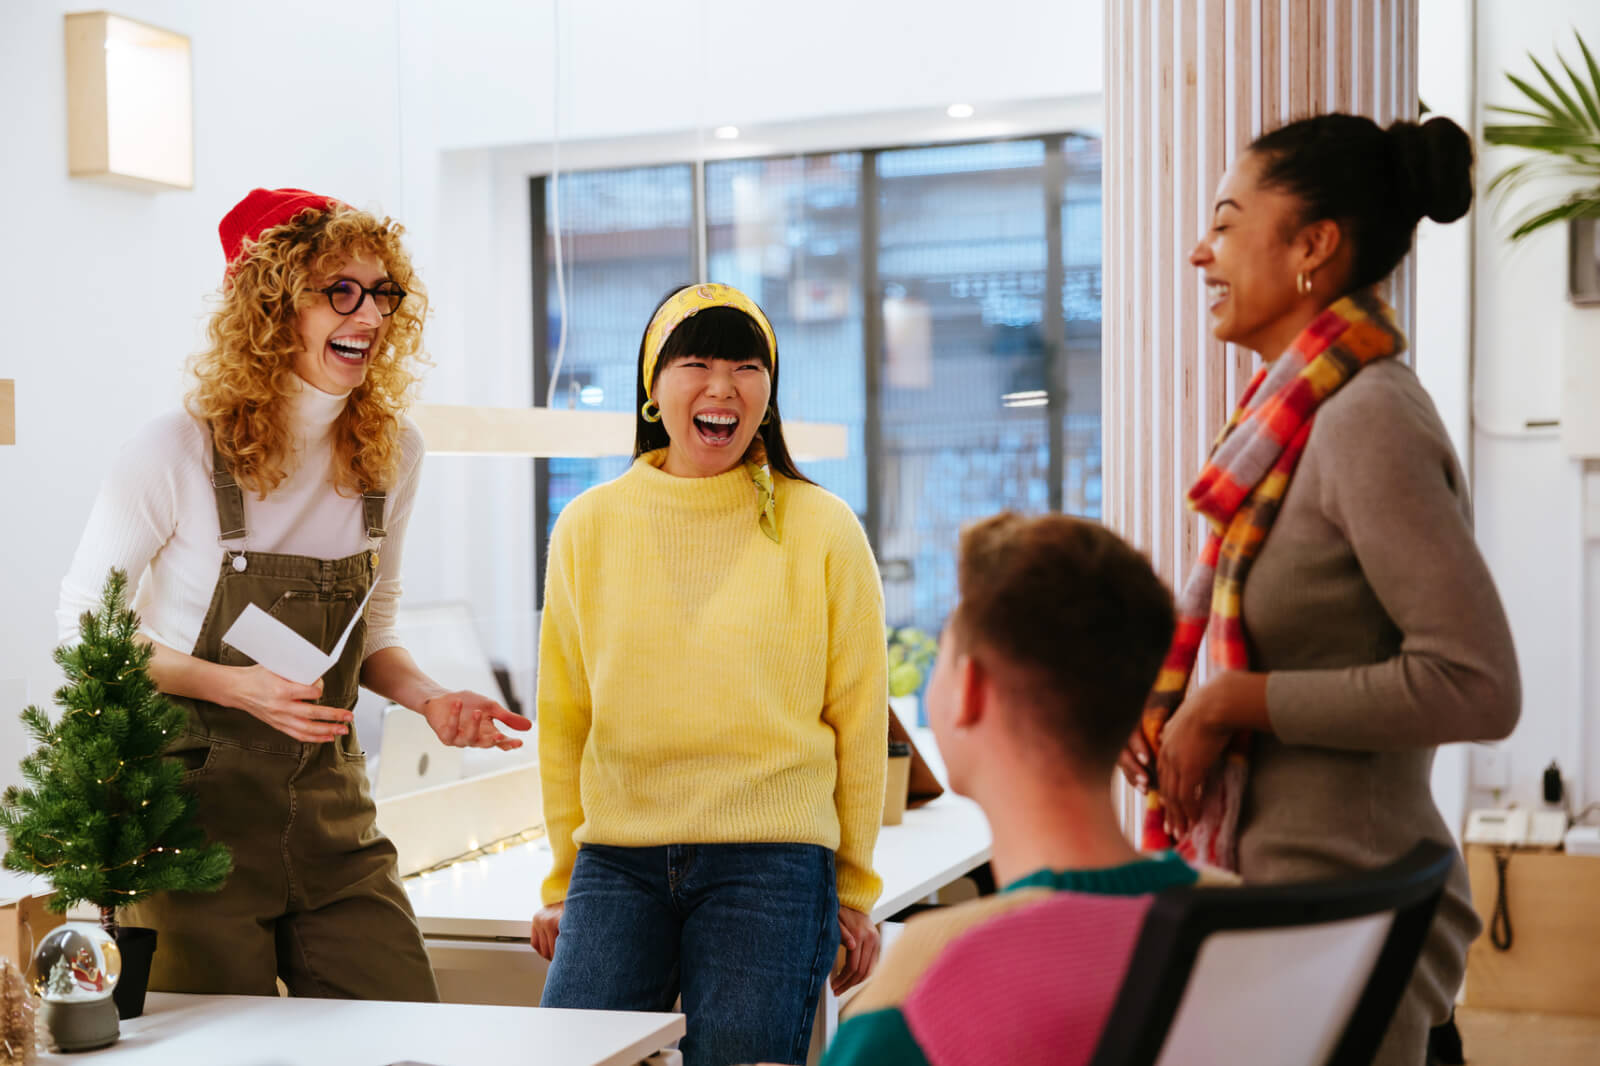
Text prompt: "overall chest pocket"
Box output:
[[217, 587, 366, 711]]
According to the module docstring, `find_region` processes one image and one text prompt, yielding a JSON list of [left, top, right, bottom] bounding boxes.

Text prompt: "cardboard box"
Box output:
[[0, 889, 65, 972], [1464, 844, 1600, 1016]]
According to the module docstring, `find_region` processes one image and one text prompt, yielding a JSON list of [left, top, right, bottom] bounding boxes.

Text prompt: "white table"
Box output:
[[39, 992, 685, 1066], [407, 728, 992, 940], [403, 732, 993, 1060], [407, 787, 993, 940]]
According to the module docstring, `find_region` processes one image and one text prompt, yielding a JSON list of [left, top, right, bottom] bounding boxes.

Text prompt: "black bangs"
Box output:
[[631, 290, 813, 486], [655, 306, 772, 374]]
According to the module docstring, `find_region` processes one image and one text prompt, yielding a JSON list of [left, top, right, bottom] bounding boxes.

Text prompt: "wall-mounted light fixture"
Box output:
[[411, 405, 848, 461], [64, 12, 193, 190], [0, 380, 14, 446]]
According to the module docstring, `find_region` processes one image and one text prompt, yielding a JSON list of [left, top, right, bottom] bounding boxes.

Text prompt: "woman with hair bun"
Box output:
[[56, 188, 531, 998], [1118, 115, 1520, 1065]]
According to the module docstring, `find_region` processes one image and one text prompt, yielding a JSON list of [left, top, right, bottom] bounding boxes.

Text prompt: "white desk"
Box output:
[[407, 788, 992, 940], [403, 735, 993, 1062], [40, 992, 685, 1066]]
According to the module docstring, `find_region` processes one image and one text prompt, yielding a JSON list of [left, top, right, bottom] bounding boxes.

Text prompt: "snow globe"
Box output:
[[28, 922, 121, 1051]]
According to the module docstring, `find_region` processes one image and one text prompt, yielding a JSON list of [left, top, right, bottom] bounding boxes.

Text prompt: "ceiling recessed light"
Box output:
[[947, 103, 975, 119], [714, 125, 740, 140]]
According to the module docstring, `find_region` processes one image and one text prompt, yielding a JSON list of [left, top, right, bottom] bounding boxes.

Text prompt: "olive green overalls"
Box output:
[[123, 443, 439, 1001]]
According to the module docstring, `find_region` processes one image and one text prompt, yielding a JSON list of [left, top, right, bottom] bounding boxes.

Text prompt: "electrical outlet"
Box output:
[[1471, 745, 1511, 791]]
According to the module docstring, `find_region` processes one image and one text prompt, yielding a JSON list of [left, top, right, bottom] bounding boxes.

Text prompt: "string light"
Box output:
[[401, 825, 546, 882]]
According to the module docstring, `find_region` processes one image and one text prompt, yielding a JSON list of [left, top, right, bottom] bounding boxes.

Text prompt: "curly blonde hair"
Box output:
[[187, 204, 429, 498]]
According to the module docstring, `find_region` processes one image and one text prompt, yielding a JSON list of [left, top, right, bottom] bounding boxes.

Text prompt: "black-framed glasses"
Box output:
[[317, 279, 407, 317]]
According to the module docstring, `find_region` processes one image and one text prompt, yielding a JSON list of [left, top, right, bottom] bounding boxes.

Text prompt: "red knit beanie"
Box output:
[[218, 187, 342, 271]]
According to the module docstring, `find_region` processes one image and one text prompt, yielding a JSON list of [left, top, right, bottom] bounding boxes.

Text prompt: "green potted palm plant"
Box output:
[[1482, 30, 1600, 301]]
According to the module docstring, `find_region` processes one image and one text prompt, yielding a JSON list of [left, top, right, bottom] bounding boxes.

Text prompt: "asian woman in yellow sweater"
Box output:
[[530, 283, 888, 1066]]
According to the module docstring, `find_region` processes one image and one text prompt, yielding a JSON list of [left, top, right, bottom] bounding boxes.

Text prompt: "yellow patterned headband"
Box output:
[[641, 283, 778, 399]]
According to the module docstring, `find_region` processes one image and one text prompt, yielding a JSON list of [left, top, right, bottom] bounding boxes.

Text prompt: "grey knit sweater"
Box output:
[[1239, 358, 1520, 1027]]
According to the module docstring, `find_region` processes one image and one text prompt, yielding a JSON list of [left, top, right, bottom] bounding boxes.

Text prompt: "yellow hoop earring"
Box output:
[[1296, 271, 1313, 296], [761, 408, 773, 426], [641, 398, 662, 423]]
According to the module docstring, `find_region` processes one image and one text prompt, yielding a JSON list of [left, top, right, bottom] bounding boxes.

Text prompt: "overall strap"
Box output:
[[210, 438, 248, 545], [361, 490, 387, 543]]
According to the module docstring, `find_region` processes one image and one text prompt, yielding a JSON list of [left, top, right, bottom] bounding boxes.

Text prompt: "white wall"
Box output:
[[0, 0, 407, 791], [0, 1, 1104, 794], [1469, 0, 1600, 811]]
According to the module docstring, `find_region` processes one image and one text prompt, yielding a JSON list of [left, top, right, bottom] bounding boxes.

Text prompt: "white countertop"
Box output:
[[40, 992, 685, 1066]]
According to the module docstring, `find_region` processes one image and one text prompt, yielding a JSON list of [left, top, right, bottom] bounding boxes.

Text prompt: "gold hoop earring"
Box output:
[[1296, 271, 1313, 296], [761, 408, 773, 426], [641, 398, 662, 423]]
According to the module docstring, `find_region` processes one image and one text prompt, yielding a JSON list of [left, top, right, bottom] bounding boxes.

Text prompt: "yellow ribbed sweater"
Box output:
[[537, 452, 888, 912]]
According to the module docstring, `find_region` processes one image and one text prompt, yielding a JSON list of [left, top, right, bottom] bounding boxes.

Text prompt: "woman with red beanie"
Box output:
[[55, 188, 531, 998]]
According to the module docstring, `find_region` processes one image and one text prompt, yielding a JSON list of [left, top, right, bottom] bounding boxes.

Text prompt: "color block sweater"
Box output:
[[824, 854, 1204, 1066], [536, 453, 888, 912]]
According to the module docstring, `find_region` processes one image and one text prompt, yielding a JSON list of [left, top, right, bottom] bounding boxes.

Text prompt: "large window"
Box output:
[[535, 164, 696, 559], [705, 153, 867, 512], [534, 136, 1102, 640]]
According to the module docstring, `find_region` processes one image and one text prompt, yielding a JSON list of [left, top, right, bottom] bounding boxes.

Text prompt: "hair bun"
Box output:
[[1388, 116, 1474, 224]]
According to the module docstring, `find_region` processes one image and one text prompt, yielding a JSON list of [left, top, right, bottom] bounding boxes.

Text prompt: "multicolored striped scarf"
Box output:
[[1140, 291, 1406, 869]]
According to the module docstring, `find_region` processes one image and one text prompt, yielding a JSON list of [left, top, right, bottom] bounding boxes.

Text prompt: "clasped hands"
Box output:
[[1117, 671, 1268, 838]]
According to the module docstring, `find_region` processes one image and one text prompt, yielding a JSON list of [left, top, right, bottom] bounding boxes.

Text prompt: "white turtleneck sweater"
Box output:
[[57, 382, 424, 659]]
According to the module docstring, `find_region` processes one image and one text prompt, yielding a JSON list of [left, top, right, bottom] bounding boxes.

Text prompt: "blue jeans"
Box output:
[[540, 842, 840, 1066]]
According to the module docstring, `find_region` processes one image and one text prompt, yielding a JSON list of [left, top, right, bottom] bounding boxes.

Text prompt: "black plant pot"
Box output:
[[112, 926, 158, 1019]]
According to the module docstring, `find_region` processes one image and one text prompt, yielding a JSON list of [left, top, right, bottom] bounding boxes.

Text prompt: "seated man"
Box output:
[[824, 512, 1230, 1066]]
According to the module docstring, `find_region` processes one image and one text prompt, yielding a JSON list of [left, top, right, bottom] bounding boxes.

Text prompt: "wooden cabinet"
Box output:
[[1464, 844, 1600, 1016]]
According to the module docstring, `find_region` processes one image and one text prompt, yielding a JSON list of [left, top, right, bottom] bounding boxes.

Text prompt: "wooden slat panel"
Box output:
[[1104, 0, 1419, 838], [1333, 0, 1354, 112], [1261, 0, 1282, 130], [1359, 0, 1376, 116], [1156, 0, 1176, 583], [1178, 0, 1201, 574], [1135, 0, 1153, 555]]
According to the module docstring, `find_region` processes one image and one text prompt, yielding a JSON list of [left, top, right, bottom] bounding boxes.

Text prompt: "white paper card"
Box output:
[[220, 582, 378, 685]]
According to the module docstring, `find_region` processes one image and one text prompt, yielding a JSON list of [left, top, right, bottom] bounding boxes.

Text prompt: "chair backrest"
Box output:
[[1087, 840, 1455, 1066]]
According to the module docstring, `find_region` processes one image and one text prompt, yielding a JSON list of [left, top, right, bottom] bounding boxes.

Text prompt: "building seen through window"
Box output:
[[534, 136, 1102, 643]]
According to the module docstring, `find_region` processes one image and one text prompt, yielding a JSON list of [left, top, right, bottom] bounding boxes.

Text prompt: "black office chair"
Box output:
[[1086, 840, 1455, 1066]]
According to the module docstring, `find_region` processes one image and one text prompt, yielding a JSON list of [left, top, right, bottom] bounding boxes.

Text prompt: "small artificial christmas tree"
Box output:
[[0, 569, 231, 940]]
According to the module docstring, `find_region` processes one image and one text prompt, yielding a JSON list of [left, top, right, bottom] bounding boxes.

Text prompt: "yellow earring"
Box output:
[[761, 408, 773, 426], [1296, 271, 1314, 295], [641, 398, 662, 423]]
